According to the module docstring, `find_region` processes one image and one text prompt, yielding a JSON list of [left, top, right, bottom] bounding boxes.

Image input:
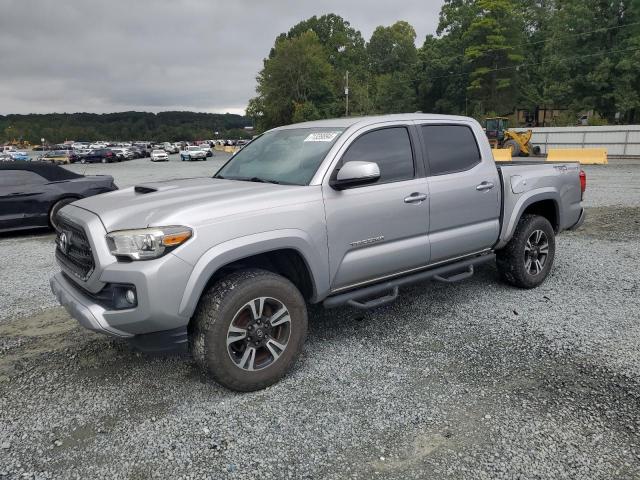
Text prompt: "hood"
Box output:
[[73, 177, 316, 231]]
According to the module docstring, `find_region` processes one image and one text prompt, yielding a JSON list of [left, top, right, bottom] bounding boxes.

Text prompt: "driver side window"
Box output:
[[338, 127, 414, 184]]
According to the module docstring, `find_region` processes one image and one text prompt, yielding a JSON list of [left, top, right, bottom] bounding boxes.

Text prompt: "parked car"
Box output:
[[8, 151, 30, 161], [180, 145, 207, 161], [150, 149, 169, 162], [0, 153, 12, 162], [72, 142, 90, 150], [79, 149, 116, 164], [39, 150, 78, 165], [89, 142, 107, 149], [110, 148, 135, 161], [198, 143, 213, 157], [50, 114, 586, 392], [0, 162, 117, 233], [162, 142, 179, 154]]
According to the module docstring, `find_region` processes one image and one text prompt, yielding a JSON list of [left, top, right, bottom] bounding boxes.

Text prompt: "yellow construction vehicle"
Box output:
[[484, 117, 540, 157]]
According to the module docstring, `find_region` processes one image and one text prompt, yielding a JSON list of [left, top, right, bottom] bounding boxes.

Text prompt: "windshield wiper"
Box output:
[[213, 175, 284, 185], [248, 176, 281, 184]]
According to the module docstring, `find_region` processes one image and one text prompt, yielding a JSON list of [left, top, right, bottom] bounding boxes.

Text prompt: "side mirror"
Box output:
[[330, 161, 380, 190]]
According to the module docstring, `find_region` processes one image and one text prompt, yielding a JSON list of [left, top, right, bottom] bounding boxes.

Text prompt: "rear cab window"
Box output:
[[420, 125, 481, 176]]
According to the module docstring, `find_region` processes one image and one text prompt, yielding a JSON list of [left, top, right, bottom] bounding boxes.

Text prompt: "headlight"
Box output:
[[106, 226, 192, 260]]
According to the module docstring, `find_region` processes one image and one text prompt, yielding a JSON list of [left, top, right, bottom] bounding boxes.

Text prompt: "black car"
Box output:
[[0, 162, 117, 232], [79, 148, 116, 163]]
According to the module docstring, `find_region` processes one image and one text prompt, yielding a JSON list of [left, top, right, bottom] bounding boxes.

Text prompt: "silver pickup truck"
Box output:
[[50, 114, 585, 391]]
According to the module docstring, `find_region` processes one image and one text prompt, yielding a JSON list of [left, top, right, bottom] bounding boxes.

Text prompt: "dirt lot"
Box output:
[[0, 158, 639, 479]]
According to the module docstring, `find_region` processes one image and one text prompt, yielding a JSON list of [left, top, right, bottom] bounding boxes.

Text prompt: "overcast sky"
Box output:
[[1, 0, 444, 116]]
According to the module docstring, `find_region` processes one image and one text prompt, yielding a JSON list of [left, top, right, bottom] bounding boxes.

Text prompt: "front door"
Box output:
[[322, 125, 430, 291]]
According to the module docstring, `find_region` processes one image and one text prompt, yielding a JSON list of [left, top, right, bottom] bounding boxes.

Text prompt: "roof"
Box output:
[[0, 161, 83, 181], [274, 113, 474, 130]]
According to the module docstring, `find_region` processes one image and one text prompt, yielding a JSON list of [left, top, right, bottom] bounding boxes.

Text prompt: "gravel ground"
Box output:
[[0, 159, 639, 479]]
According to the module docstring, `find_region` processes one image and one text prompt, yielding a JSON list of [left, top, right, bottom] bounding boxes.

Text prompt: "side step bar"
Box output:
[[323, 253, 495, 310]]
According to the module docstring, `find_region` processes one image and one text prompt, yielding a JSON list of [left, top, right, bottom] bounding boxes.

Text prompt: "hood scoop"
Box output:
[[134, 183, 180, 194], [134, 185, 156, 194]]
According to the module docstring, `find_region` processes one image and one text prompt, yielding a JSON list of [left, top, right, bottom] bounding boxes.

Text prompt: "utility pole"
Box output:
[[345, 70, 349, 117]]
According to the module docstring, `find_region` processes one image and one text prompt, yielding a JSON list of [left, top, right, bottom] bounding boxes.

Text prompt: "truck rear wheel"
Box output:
[[496, 214, 555, 289], [189, 269, 308, 391]]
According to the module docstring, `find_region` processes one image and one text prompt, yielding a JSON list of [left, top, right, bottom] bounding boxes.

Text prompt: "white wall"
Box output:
[[514, 125, 640, 156]]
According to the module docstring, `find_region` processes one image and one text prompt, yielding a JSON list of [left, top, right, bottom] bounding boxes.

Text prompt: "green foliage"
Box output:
[[249, 2, 640, 131], [463, 0, 525, 112], [0, 111, 251, 144], [252, 30, 336, 130], [368, 21, 418, 75]]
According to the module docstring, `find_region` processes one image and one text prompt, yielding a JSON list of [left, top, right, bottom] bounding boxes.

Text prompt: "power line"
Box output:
[[426, 45, 640, 81], [442, 21, 640, 63]]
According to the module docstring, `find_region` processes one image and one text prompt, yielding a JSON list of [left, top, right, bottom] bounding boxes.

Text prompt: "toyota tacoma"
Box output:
[[50, 114, 585, 391]]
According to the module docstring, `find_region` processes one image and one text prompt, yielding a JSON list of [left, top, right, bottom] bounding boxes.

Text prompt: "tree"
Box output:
[[0, 112, 251, 144], [250, 31, 336, 130], [373, 71, 417, 113], [368, 21, 418, 75], [462, 0, 525, 113], [282, 14, 370, 116], [367, 21, 419, 113]]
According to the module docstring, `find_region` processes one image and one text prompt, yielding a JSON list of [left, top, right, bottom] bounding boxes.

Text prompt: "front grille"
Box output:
[[55, 217, 95, 281]]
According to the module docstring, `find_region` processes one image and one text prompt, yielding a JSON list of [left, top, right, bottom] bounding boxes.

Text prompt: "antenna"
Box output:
[[345, 70, 349, 117]]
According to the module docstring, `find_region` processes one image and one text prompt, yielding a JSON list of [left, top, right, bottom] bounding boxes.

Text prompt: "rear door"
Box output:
[[322, 123, 430, 291], [418, 123, 500, 263]]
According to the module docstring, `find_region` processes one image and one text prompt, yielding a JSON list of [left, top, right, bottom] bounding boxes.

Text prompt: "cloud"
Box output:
[[0, 0, 443, 115]]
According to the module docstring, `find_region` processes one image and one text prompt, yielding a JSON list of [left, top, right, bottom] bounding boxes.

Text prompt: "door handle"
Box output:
[[476, 181, 495, 191], [404, 192, 428, 204]]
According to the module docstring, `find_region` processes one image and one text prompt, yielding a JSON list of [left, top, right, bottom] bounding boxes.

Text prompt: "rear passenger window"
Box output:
[[421, 125, 481, 175], [340, 127, 414, 184]]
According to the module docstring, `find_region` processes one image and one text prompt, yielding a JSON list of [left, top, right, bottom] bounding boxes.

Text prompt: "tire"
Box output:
[[496, 214, 556, 289], [49, 197, 76, 230], [189, 269, 308, 392], [101, 157, 107, 164], [504, 139, 521, 156]]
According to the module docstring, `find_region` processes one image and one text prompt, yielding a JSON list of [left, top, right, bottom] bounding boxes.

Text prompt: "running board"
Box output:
[[323, 254, 495, 310]]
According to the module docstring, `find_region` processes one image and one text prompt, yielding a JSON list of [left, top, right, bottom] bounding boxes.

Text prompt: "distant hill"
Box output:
[[0, 111, 253, 144]]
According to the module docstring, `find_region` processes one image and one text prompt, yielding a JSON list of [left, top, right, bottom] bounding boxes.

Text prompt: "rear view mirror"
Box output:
[[330, 161, 380, 190]]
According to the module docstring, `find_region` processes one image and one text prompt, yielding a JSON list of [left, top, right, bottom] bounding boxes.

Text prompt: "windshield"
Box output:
[[215, 127, 344, 185]]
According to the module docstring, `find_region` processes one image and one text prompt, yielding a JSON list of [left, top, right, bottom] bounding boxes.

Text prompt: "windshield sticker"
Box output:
[[304, 132, 340, 142]]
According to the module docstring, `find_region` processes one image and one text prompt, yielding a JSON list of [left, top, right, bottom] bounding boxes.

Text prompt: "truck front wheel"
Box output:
[[189, 269, 308, 391], [504, 139, 521, 157], [496, 214, 556, 289]]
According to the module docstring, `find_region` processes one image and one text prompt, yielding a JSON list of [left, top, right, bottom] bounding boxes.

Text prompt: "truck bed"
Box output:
[[494, 161, 583, 249]]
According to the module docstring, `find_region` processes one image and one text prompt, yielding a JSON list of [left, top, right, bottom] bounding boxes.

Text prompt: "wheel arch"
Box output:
[[48, 194, 83, 225], [178, 230, 329, 319], [498, 190, 560, 249]]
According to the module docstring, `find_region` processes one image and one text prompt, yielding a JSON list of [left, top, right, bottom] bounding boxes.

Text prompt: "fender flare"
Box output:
[[177, 229, 329, 318], [498, 189, 560, 249]]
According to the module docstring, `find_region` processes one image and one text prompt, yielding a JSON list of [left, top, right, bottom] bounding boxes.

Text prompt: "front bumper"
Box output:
[[51, 245, 194, 337], [50, 272, 132, 337]]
